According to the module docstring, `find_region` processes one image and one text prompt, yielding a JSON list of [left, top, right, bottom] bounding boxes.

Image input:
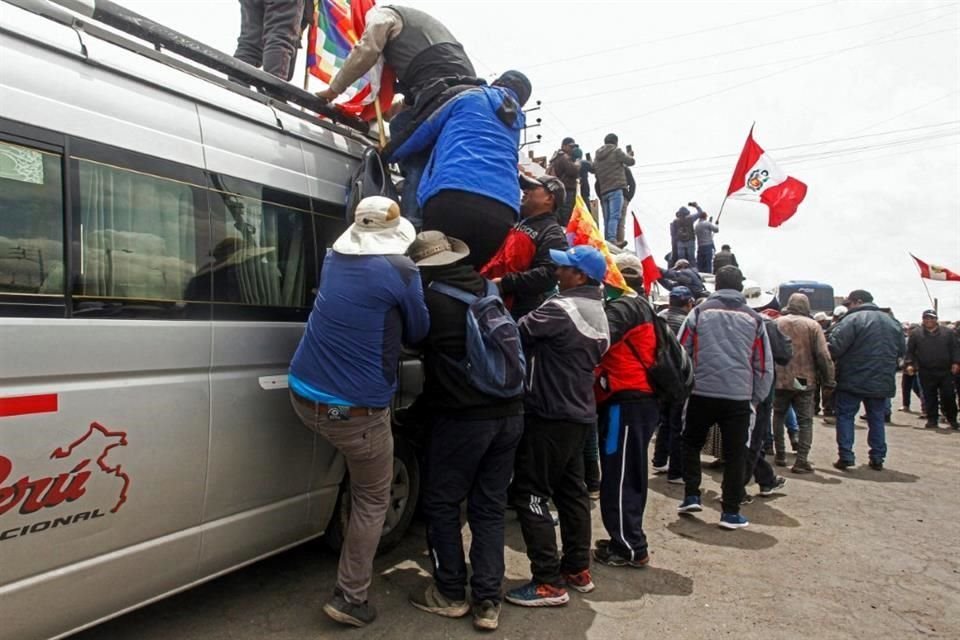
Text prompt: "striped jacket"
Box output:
[[519, 285, 610, 423], [678, 289, 773, 406]]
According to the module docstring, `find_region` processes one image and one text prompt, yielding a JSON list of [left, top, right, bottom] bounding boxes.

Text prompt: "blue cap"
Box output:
[[549, 246, 607, 283], [670, 286, 693, 302]]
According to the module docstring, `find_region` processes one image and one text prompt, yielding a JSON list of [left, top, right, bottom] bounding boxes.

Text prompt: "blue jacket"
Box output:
[[828, 303, 904, 398], [388, 85, 525, 213], [289, 251, 430, 408], [679, 289, 773, 406]]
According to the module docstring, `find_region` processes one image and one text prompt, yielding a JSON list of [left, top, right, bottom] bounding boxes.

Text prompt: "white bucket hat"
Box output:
[[332, 196, 415, 256]]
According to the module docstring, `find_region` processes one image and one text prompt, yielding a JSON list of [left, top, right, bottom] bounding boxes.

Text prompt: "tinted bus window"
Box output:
[[75, 159, 204, 302], [0, 141, 63, 296]]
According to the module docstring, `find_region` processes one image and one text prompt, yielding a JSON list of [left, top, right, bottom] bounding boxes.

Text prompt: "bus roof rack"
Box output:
[[4, 0, 371, 136]]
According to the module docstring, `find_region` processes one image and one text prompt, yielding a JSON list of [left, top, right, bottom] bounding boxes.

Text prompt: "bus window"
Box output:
[[74, 159, 205, 303], [0, 140, 64, 297]]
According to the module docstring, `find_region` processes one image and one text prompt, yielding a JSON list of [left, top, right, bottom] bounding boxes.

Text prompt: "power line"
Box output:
[[538, 3, 958, 92], [847, 90, 960, 136], [522, 0, 836, 70]]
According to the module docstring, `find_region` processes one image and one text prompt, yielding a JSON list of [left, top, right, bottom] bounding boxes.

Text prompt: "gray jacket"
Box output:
[[593, 144, 635, 196], [519, 285, 610, 423], [695, 219, 719, 247], [678, 289, 774, 406]]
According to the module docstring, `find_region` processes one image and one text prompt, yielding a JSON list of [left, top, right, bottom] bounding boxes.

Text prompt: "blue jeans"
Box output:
[[676, 240, 696, 263], [601, 190, 624, 242], [785, 404, 798, 432], [696, 244, 714, 273], [835, 391, 887, 464]]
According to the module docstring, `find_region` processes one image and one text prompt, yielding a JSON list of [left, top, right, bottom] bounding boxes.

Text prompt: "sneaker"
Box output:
[[667, 476, 685, 484], [409, 583, 470, 618], [899, 406, 911, 413], [651, 463, 669, 474], [718, 512, 749, 530], [868, 460, 884, 471], [505, 581, 569, 607], [833, 459, 854, 471], [323, 588, 377, 627], [774, 453, 787, 467], [472, 600, 500, 631], [758, 476, 787, 496], [791, 459, 813, 474], [593, 544, 650, 568], [560, 568, 595, 593], [678, 495, 703, 513]]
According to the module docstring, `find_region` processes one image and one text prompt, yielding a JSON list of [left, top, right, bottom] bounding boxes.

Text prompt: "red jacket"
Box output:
[[595, 295, 657, 405]]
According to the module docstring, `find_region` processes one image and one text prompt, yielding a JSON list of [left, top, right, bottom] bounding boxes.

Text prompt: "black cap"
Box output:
[[922, 308, 938, 319], [842, 289, 873, 305], [519, 173, 566, 211], [715, 265, 745, 292], [561, 137, 576, 146]]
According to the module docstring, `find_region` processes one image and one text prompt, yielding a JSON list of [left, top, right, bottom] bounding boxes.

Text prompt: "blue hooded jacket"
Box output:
[[388, 85, 525, 213]]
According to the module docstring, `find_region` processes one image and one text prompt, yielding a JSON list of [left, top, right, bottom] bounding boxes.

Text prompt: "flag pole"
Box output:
[[374, 98, 387, 149], [911, 252, 936, 308], [715, 196, 729, 224], [716, 122, 753, 224]]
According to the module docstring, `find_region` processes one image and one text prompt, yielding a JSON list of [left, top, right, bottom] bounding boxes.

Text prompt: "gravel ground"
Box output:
[[75, 388, 960, 640]]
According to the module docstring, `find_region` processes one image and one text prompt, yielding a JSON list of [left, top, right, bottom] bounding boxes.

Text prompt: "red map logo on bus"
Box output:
[[0, 422, 131, 517]]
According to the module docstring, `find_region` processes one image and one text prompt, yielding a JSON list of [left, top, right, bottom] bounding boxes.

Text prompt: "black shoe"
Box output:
[[833, 459, 854, 471], [324, 588, 377, 627], [593, 544, 650, 568], [758, 476, 787, 496], [472, 599, 501, 631], [868, 460, 883, 471]]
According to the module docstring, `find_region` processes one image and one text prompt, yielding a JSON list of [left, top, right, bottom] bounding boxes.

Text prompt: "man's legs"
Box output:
[[834, 391, 860, 464], [423, 190, 515, 269], [598, 400, 659, 561], [901, 372, 916, 410], [919, 372, 942, 426], [602, 190, 624, 243], [583, 421, 601, 494], [717, 400, 750, 515], [616, 195, 629, 244], [234, 0, 265, 67], [747, 392, 777, 489], [697, 244, 714, 273], [681, 395, 712, 500], [260, 0, 304, 80], [771, 389, 793, 462], [937, 373, 959, 426], [652, 404, 670, 469], [793, 388, 816, 465], [862, 397, 888, 464], [466, 416, 523, 604], [554, 424, 593, 577]]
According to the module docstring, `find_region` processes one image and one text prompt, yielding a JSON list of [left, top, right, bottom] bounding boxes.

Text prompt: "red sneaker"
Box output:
[[560, 568, 595, 593]]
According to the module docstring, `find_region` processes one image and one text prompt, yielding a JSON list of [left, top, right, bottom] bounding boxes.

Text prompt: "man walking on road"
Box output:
[[828, 290, 903, 471], [676, 266, 773, 529], [772, 293, 835, 473], [288, 197, 429, 627], [906, 309, 960, 430]]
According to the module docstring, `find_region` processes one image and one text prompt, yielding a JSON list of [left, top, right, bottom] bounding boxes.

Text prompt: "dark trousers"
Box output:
[[696, 244, 715, 273], [652, 400, 684, 479], [423, 190, 516, 269], [900, 371, 924, 410], [773, 388, 815, 460], [557, 191, 576, 227], [424, 415, 523, 604], [598, 399, 659, 560], [512, 416, 592, 585], [583, 421, 600, 491], [746, 392, 777, 489], [682, 395, 750, 515], [234, 0, 303, 80], [920, 370, 958, 425]]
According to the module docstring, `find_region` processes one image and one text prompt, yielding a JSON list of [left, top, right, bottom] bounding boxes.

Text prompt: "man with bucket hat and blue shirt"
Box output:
[[507, 245, 611, 607]]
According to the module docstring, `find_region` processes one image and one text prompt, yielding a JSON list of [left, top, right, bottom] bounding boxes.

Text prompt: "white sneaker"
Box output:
[[651, 464, 669, 474]]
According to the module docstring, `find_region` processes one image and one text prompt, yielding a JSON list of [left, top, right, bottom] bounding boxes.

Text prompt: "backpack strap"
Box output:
[[484, 279, 499, 298], [429, 281, 480, 305]]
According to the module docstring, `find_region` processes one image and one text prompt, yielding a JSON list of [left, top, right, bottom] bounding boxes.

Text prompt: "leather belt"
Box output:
[[292, 390, 383, 419]]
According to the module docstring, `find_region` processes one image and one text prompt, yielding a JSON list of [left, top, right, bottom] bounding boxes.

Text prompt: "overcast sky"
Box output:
[[126, 0, 960, 320]]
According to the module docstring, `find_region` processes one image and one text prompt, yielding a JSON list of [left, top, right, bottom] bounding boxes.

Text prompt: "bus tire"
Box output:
[[323, 434, 420, 555]]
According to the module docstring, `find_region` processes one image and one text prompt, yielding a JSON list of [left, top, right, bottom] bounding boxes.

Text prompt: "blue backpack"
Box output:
[[429, 280, 526, 399]]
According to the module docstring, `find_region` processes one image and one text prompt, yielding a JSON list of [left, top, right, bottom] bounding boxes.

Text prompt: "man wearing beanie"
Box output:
[[389, 70, 533, 269], [676, 266, 773, 529]]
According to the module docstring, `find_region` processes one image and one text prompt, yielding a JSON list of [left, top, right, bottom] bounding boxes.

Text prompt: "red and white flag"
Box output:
[[632, 214, 662, 294], [912, 254, 960, 282], [726, 126, 807, 227]]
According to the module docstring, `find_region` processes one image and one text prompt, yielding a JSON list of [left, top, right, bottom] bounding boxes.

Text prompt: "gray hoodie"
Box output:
[[593, 144, 636, 196]]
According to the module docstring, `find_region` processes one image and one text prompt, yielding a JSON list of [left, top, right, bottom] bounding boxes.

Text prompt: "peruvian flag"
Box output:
[[912, 254, 960, 282], [727, 126, 807, 227], [632, 214, 662, 294]]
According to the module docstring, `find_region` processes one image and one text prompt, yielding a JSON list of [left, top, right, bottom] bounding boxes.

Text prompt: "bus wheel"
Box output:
[[323, 434, 420, 555]]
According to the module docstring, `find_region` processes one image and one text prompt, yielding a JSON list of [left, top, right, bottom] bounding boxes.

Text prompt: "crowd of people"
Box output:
[[230, 3, 960, 634]]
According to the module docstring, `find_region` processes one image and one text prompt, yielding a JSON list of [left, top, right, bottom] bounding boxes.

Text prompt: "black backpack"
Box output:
[[625, 299, 694, 403], [345, 147, 399, 222]]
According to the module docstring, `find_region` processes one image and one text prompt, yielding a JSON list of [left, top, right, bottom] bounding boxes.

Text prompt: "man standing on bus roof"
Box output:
[[288, 196, 429, 627], [233, 0, 309, 81]]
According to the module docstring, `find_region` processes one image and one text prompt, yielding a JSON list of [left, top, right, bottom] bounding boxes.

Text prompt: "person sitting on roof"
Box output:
[[659, 259, 707, 299]]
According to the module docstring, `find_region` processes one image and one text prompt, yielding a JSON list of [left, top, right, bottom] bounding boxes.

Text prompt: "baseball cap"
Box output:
[[562, 136, 576, 146], [519, 173, 566, 210], [842, 289, 873, 306], [549, 246, 607, 283], [614, 252, 643, 279], [922, 308, 938, 319], [670, 286, 693, 302]]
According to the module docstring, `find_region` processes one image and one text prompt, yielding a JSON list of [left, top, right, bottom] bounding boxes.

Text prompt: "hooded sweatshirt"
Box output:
[[593, 143, 636, 196], [774, 293, 835, 391]]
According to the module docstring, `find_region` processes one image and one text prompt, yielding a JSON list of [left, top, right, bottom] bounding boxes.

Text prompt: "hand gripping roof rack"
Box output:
[[3, 0, 371, 136]]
